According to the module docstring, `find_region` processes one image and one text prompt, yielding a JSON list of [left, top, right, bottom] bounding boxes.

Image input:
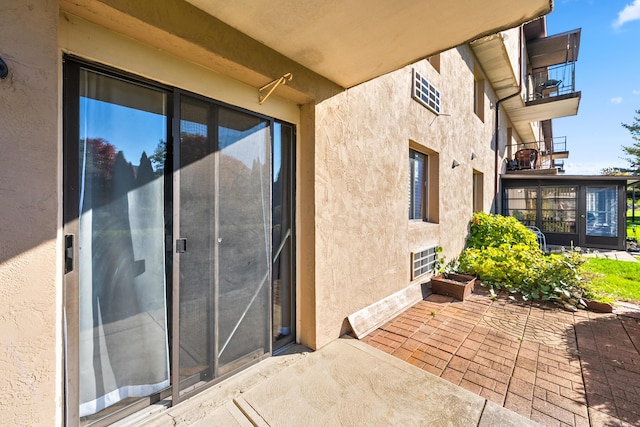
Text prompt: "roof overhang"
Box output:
[[528, 29, 581, 69], [503, 175, 638, 184], [184, 0, 552, 88]]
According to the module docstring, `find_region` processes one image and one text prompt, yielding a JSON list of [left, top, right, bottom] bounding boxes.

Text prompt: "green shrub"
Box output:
[[466, 212, 539, 250], [459, 213, 585, 307]]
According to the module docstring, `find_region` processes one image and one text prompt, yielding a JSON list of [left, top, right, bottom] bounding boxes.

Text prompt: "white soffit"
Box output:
[[185, 0, 552, 88]]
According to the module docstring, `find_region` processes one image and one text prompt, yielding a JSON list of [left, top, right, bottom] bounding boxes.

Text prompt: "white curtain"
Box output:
[[78, 70, 169, 417]]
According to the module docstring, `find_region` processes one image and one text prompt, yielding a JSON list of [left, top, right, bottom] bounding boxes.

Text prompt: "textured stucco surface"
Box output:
[[1, 0, 530, 423], [312, 46, 511, 348], [0, 1, 60, 425]]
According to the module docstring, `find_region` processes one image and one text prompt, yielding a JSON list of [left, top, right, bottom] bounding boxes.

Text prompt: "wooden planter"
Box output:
[[430, 273, 476, 301]]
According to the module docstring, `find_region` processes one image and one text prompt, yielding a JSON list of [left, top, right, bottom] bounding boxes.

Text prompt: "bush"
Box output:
[[466, 212, 539, 250], [459, 213, 585, 307]]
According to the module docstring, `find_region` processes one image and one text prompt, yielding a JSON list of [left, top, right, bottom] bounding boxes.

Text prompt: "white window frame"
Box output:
[[412, 69, 441, 114]]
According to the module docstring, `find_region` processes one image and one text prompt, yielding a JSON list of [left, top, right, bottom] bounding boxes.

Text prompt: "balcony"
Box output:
[[505, 137, 569, 175], [526, 62, 576, 102], [471, 26, 582, 144], [509, 29, 582, 124]]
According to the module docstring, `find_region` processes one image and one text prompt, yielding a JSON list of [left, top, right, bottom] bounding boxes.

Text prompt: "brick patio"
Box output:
[[361, 287, 640, 427]]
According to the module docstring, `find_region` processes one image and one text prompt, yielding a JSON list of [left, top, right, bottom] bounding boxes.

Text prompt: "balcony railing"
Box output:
[[506, 137, 568, 172], [553, 160, 565, 172], [526, 62, 576, 102]]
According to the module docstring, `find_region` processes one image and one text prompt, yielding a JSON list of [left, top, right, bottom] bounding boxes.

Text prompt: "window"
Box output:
[[411, 246, 439, 280], [586, 187, 618, 237], [473, 65, 485, 122], [541, 186, 576, 234], [409, 149, 428, 220], [412, 69, 441, 114], [504, 187, 537, 226], [472, 171, 483, 212]]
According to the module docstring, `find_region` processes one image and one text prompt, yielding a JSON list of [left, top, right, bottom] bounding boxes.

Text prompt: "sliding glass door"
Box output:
[[174, 96, 272, 396], [64, 59, 291, 425], [64, 64, 171, 425]]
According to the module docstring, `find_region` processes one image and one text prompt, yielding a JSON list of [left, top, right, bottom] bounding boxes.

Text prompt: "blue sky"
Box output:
[[546, 0, 640, 174]]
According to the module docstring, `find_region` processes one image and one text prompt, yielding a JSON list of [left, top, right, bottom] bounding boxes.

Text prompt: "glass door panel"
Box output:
[[177, 96, 217, 391], [586, 187, 618, 237], [581, 186, 621, 248], [272, 122, 295, 349], [217, 107, 271, 372], [76, 68, 170, 422]]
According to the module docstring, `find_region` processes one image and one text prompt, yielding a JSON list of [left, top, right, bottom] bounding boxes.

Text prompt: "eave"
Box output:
[[183, 0, 552, 88]]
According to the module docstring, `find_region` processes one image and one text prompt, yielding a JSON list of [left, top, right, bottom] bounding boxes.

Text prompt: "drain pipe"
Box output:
[[493, 25, 524, 214]]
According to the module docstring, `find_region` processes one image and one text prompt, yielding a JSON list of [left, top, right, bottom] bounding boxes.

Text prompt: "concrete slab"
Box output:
[[582, 249, 638, 262], [240, 338, 487, 426], [118, 338, 538, 427]]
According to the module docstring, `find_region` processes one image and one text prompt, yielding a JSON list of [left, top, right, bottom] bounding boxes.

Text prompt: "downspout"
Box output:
[[493, 25, 524, 214]]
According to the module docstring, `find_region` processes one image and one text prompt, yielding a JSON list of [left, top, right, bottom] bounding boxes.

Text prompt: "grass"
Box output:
[[581, 258, 640, 304], [627, 199, 640, 240]]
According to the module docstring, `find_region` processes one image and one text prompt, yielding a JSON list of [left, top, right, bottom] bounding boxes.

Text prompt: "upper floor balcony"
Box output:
[[505, 136, 569, 175], [526, 62, 576, 102], [510, 29, 582, 123], [471, 25, 581, 144]]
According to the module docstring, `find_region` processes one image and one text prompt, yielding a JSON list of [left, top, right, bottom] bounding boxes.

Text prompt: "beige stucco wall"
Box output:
[[312, 45, 509, 348], [0, 1, 61, 425], [0, 0, 527, 422]]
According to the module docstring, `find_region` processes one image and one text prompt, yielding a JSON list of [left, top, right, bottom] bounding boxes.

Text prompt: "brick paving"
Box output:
[[361, 287, 640, 427]]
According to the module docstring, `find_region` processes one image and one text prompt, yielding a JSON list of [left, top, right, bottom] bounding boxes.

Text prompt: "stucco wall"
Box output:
[[313, 46, 508, 348], [0, 1, 60, 425]]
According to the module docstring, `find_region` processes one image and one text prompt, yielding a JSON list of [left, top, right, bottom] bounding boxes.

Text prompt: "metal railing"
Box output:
[[526, 62, 576, 102], [510, 137, 567, 155], [507, 137, 568, 171]]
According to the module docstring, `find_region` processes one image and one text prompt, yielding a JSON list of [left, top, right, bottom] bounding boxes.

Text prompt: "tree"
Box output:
[[621, 109, 640, 174], [600, 167, 633, 176]]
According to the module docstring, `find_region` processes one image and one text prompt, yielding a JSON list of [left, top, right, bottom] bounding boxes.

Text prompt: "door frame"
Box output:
[[578, 184, 626, 250], [63, 56, 297, 425]]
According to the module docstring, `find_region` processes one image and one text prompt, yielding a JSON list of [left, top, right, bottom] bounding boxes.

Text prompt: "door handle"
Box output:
[[176, 238, 187, 253], [64, 234, 74, 273]]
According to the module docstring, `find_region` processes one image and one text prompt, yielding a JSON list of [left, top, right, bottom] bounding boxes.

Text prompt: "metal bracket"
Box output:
[[258, 73, 292, 104]]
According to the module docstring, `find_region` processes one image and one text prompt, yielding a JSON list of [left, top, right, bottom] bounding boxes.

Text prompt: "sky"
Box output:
[[546, 0, 640, 175]]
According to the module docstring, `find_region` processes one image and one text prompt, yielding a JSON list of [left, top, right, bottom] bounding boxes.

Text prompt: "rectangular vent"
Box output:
[[412, 69, 441, 114], [411, 246, 438, 280]]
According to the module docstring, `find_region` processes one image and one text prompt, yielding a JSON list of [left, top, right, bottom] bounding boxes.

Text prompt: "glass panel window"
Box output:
[[586, 187, 618, 237], [217, 106, 271, 373], [409, 149, 427, 220], [504, 187, 537, 226], [77, 68, 170, 420], [541, 186, 576, 234]]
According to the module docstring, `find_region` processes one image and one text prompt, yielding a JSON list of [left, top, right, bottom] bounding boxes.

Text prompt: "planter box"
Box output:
[[430, 273, 476, 301]]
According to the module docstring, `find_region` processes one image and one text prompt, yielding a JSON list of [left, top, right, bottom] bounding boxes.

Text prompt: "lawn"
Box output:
[[581, 258, 640, 304]]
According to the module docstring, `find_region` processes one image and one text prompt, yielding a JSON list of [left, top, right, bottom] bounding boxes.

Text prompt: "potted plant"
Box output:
[[429, 251, 476, 301]]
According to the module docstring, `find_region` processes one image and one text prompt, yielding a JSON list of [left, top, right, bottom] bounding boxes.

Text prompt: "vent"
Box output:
[[411, 246, 438, 280], [412, 69, 441, 114]]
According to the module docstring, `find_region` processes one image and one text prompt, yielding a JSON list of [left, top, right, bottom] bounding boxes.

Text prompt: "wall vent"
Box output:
[[412, 69, 441, 114], [411, 245, 438, 280]]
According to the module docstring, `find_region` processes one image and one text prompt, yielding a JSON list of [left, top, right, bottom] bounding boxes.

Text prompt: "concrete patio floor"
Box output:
[[362, 287, 640, 427], [115, 279, 639, 427], [118, 336, 538, 427]]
